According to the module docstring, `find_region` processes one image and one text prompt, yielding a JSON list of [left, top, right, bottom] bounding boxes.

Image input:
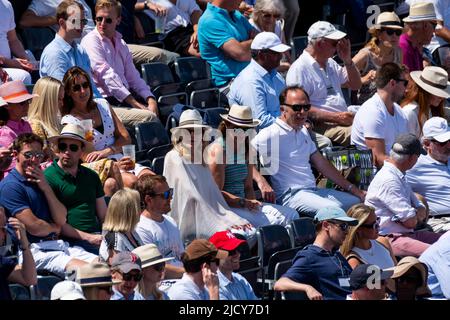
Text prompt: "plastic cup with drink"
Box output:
[[80, 119, 94, 142], [154, 15, 167, 34], [122, 144, 136, 169]]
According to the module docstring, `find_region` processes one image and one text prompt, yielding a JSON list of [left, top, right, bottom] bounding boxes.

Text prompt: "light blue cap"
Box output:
[[314, 206, 358, 225]]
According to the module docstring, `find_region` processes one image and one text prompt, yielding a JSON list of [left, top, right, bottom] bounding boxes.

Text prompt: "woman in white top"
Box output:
[[400, 66, 450, 137], [340, 204, 396, 270]]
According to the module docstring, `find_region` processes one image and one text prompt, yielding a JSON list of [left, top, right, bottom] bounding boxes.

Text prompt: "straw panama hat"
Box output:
[[76, 262, 120, 287], [132, 244, 174, 269], [374, 11, 403, 30], [170, 109, 211, 134], [48, 123, 94, 150], [410, 66, 450, 99], [0, 80, 38, 104], [403, 2, 437, 23], [220, 105, 261, 128]]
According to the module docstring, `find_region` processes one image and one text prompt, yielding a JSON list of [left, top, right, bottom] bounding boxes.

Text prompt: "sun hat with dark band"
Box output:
[[170, 109, 211, 133], [374, 11, 403, 30], [76, 262, 120, 287], [48, 123, 94, 150], [410, 66, 450, 99], [403, 2, 437, 23], [132, 244, 174, 269], [220, 105, 261, 128]]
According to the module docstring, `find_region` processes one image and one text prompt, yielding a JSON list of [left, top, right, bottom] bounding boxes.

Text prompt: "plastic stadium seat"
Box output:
[[19, 27, 56, 60], [30, 275, 62, 300], [9, 284, 31, 300], [141, 63, 175, 89], [173, 57, 211, 85], [287, 217, 316, 249], [290, 36, 308, 62], [134, 121, 170, 152]]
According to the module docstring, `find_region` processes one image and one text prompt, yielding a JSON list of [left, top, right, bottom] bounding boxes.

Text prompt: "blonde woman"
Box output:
[[340, 204, 396, 269], [99, 188, 143, 262], [133, 244, 173, 300]]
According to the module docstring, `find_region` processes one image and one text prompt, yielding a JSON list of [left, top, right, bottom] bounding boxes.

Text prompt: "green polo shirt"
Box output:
[[44, 160, 104, 233]]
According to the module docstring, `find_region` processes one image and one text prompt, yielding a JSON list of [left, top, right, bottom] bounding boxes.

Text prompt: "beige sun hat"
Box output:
[[76, 262, 121, 288], [374, 11, 403, 30], [386, 256, 431, 297], [0, 80, 38, 104], [220, 105, 261, 128], [132, 244, 174, 269], [403, 2, 437, 23], [170, 109, 211, 134], [410, 66, 450, 99], [48, 123, 94, 150]]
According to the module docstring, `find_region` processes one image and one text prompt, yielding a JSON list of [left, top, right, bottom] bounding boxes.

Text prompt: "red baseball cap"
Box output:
[[209, 231, 246, 251]]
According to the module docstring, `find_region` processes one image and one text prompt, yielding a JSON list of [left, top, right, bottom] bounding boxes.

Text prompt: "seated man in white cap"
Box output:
[[406, 117, 450, 232], [286, 21, 362, 146], [50, 280, 86, 300]]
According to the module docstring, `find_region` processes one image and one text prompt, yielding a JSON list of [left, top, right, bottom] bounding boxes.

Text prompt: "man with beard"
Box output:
[[44, 123, 107, 255], [351, 62, 410, 168]]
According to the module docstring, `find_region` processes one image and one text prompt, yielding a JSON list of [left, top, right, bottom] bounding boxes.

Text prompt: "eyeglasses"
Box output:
[[68, 18, 88, 25], [394, 78, 408, 86], [328, 220, 350, 232], [360, 217, 380, 230], [283, 103, 311, 112], [58, 142, 80, 152], [381, 28, 402, 36], [98, 286, 113, 295], [149, 188, 173, 200], [122, 272, 143, 282], [72, 82, 90, 92], [431, 139, 449, 147], [95, 16, 113, 24], [21, 151, 45, 160], [262, 12, 281, 19], [151, 262, 165, 272]]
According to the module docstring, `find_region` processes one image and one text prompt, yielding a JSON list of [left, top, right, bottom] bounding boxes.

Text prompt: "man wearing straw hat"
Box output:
[[44, 123, 107, 255], [400, 2, 438, 71]]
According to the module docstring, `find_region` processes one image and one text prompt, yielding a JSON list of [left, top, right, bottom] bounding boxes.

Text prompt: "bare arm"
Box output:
[[273, 277, 323, 300], [244, 164, 256, 200], [19, 10, 57, 28], [61, 223, 102, 246], [111, 106, 132, 148], [15, 209, 61, 237], [308, 106, 354, 126], [365, 137, 388, 168], [96, 197, 107, 224], [336, 38, 362, 90], [221, 38, 253, 62], [435, 23, 450, 43], [7, 30, 28, 59], [164, 264, 185, 279], [252, 165, 275, 203]]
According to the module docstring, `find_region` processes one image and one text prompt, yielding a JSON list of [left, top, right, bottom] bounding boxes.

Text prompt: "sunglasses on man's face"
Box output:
[[21, 151, 45, 160], [381, 28, 402, 36], [122, 272, 143, 282], [95, 16, 113, 24], [58, 142, 80, 152], [149, 188, 173, 200], [394, 78, 408, 86], [72, 82, 90, 92], [328, 220, 350, 232], [283, 103, 311, 112]]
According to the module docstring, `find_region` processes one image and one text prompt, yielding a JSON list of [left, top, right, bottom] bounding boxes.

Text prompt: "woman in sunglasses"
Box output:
[[352, 12, 403, 105], [340, 204, 396, 270], [133, 244, 173, 300]]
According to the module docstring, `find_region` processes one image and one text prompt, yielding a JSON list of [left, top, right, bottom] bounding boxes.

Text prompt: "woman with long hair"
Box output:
[[76, 262, 119, 300], [340, 204, 396, 269], [401, 66, 449, 137], [352, 11, 403, 105]]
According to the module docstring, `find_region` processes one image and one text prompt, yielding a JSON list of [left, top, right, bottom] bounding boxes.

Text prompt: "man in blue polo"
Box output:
[[197, 0, 256, 88], [274, 207, 358, 300]]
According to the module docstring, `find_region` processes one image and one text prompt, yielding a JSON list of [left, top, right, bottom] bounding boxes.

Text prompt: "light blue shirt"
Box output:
[[110, 287, 145, 300], [167, 273, 210, 300], [406, 154, 450, 216], [228, 59, 285, 129], [198, 3, 254, 86], [40, 34, 101, 97], [218, 270, 258, 300], [419, 230, 450, 299]]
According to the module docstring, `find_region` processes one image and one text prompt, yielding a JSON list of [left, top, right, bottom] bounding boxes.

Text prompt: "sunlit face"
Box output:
[[148, 181, 172, 214], [64, 5, 86, 39], [378, 28, 401, 48], [219, 249, 241, 272], [95, 7, 120, 39], [57, 138, 83, 169], [281, 89, 310, 130], [112, 269, 142, 298], [5, 100, 31, 121], [14, 142, 44, 174], [143, 262, 165, 284], [357, 212, 380, 241], [68, 75, 91, 107]]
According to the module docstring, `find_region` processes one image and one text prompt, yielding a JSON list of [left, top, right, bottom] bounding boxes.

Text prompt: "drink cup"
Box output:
[[154, 15, 167, 34], [80, 119, 94, 142], [122, 144, 136, 166]]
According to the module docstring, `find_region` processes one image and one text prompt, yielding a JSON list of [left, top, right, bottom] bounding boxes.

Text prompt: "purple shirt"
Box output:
[[399, 33, 423, 72], [0, 119, 32, 174], [80, 28, 154, 102]]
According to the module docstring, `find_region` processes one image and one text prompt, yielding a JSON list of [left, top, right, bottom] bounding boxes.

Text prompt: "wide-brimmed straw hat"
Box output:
[[132, 244, 174, 269], [76, 262, 120, 288], [410, 66, 450, 99], [170, 109, 211, 133], [386, 256, 431, 297], [0, 80, 38, 104], [48, 123, 94, 150], [220, 105, 260, 128], [403, 2, 437, 23], [374, 11, 403, 30]]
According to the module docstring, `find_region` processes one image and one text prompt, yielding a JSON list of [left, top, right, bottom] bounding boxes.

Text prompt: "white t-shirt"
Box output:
[[251, 118, 317, 198], [0, 0, 15, 59], [28, 0, 95, 36], [286, 50, 349, 113], [135, 214, 185, 267], [351, 93, 409, 154], [138, 0, 201, 34]]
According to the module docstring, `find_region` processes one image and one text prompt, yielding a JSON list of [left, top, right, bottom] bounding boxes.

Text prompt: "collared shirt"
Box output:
[[0, 169, 53, 243], [110, 287, 145, 300], [419, 230, 450, 299], [283, 244, 352, 300], [406, 154, 450, 216], [40, 34, 101, 97], [228, 59, 285, 129], [218, 270, 258, 300], [80, 28, 154, 102], [197, 3, 254, 86], [167, 273, 210, 300], [365, 161, 424, 235], [399, 33, 423, 72], [0, 0, 14, 59], [351, 93, 409, 154], [44, 160, 104, 233], [286, 50, 348, 113], [251, 118, 317, 199]]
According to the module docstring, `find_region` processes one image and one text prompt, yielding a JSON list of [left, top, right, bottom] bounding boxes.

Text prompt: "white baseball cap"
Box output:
[[422, 117, 450, 142], [307, 21, 347, 42], [50, 281, 86, 300], [251, 32, 291, 53]]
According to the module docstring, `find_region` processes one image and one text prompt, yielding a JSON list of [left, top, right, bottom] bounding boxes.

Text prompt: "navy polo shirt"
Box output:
[[0, 169, 53, 243], [283, 244, 352, 300]]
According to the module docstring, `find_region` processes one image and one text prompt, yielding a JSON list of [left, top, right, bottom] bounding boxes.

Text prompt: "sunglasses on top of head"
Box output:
[[95, 16, 113, 24], [283, 103, 311, 112]]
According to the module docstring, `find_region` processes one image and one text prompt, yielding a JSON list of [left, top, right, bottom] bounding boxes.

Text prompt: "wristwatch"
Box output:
[[144, 0, 149, 10], [238, 198, 246, 208]]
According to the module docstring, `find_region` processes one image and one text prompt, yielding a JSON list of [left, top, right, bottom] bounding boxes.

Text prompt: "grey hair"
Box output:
[[254, 0, 286, 17], [389, 149, 411, 162]]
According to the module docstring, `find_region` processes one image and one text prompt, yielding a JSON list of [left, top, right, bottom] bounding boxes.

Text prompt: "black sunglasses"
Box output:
[[151, 262, 166, 272], [381, 28, 402, 36], [431, 139, 449, 147], [149, 188, 173, 200], [394, 78, 408, 86], [58, 142, 80, 152], [21, 151, 45, 160], [283, 103, 311, 112], [328, 220, 350, 232], [360, 217, 380, 230], [72, 82, 90, 92], [122, 272, 143, 282], [95, 16, 113, 24]]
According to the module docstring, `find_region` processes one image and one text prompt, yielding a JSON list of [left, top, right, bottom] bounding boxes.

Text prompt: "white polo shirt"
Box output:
[[365, 161, 424, 235], [286, 50, 349, 113], [251, 118, 317, 199], [406, 154, 450, 216], [0, 0, 15, 59], [351, 93, 409, 154]]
